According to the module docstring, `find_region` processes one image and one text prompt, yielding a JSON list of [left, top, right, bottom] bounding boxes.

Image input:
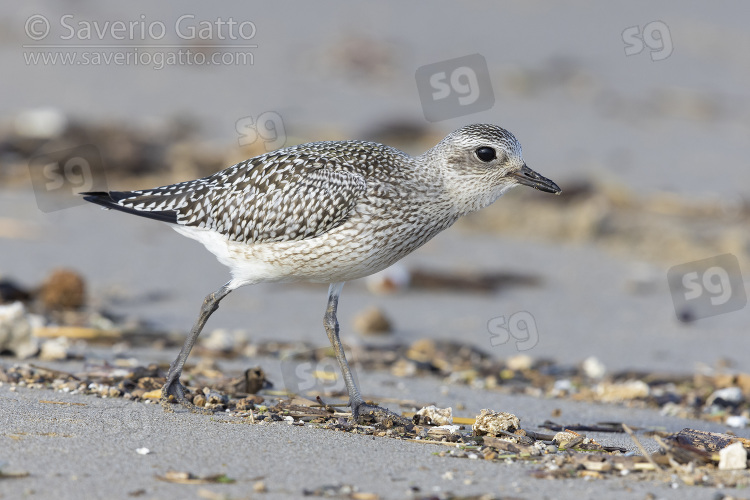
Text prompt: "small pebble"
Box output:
[[39, 269, 86, 311], [707, 387, 744, 407], [726, 415, 749, 428], [39, 338, 70, 361], [353, 306, 393, 335], [365, 264, 410, 294], [595, 380, 649, 402], [718, 441, 747, 470], [415, 405, 453, 426], [582, 356, 606, 379], [506, 354, 533, 371], [0, 302, 38, 359], [472, 409, 520, 437]]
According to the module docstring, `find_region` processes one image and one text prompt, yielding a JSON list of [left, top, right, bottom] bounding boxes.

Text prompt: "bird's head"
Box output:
[[422, 124, 561, 214]]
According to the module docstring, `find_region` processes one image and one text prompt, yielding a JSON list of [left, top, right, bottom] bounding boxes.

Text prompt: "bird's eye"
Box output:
[[475, 147, 496, 162]]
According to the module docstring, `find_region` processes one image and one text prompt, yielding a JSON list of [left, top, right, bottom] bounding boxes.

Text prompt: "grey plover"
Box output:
[[82, 124, 561, 422]]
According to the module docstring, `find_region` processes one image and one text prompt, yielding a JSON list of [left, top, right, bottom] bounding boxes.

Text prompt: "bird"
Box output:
[[82, 123, 561, 423]]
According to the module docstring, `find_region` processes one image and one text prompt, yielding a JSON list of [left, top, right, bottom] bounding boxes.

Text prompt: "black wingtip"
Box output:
[[80, 191, 112, 205], [80, 190, 179, 224]]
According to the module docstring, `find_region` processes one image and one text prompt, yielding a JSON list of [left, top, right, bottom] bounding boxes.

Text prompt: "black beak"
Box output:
[[512, 164, 562, 195]]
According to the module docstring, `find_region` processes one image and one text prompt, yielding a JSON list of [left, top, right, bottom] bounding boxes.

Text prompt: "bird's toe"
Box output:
[[353, 402, 413, 429], [160, 378, 214, 415]]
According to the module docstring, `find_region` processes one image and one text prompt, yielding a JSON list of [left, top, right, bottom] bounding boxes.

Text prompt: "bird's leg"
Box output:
[[161, 283, 232, 414], [323, 283, 412, 427], [323, 283, 363, 409]]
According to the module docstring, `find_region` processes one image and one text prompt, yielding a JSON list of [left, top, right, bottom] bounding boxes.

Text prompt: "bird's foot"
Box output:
[[352, 401, 413, 429], [160, 375, 214, 415]]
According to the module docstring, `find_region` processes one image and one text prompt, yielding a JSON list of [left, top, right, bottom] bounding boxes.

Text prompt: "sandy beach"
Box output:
[[2, 2, 750, 499]]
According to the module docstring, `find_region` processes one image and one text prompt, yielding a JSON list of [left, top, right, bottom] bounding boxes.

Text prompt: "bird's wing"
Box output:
[[83, 150, 368, 244]]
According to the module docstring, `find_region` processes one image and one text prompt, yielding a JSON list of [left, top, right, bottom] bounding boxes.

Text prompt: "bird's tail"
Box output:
[[80, 191, 178, 224]]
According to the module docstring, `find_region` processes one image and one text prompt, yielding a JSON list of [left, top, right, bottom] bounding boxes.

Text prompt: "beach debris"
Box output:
[[426, 425, 462, 440], [141, 389, 162, 400], [582, 356, 606, 379], [706, 386, 744, 408], [0, 302, 39, 358], [0, 460, 30, 480], [550, 379, 574, 397], [1, 298, 750, 490], [1, 358, 750, 487], [482, 435, 542, 456], [238, 367, 269, 395], [365, 264, 541, 295], [5, 332, 749, 431], [32, 326, 120, 342], [301, 483, 377, 499], [718, 442, 748, 470], [200, 328, 235, 352], [472, 409, 520, 437], [193, 387, 228, 410], [622, 424, 661, 471], [14, 107, 68, 139], [624, 262, 661, 294], [1, 333, 750, 433], [669, 428, 750, 454], [38, 337, 71, 361], [414, 405, 453, 426], [0, 273, 119, 345], [552, 430, 584, 450], [654, 428, 750, 478], [135, 448, 151, 455], [234, 396, 260, 411], [458, 174, 750, 273], [506, 354, 534, 371], [726, 415, 748, 428], [389, 358, 417, 377], [410, 268, 540, 294], [365, 264, 410, 294], [39, 269, 86, 311], [595, 379, 650, 402], [156, 471, 235, 485], [0, 279, 32, 304], [353, 307, 392, 336], [405, 339, 437, 364], [200, 328, 248, 353], [542, 421, 625, 433]]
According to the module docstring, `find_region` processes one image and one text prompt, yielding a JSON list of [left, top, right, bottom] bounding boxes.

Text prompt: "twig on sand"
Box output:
[[28, 363, 81, 381], [623, 423, 661, 471]]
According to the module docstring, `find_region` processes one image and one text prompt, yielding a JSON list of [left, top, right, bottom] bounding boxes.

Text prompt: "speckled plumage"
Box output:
[[84, 124, 557, 288], [82, 124, 561, 418]]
